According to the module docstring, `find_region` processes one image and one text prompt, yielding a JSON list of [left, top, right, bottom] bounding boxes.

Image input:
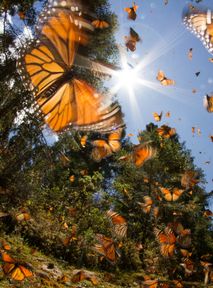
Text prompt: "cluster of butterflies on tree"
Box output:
[[1, 0, 212, 285], [0, 170, 213, 285]]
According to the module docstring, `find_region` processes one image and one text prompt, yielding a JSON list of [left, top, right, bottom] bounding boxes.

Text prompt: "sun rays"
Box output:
[[109, 25, 192, 112]]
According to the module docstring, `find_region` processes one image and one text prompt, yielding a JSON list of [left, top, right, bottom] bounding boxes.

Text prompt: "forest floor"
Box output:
[[0, 235, 213, 288]]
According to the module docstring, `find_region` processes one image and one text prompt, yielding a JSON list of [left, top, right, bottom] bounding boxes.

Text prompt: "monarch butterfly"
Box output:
[[181, 170, 199, 188], [195, 71, 200, 77], [168, 222, 191, 249], [156, 125, 176, 139], [17, 0, 122, 133], [209, 57, 213, 62], [191, 127, 195, 135], [157, 70, 175, 86], [210, 135, 213, 142], [154, 227, 176, 257], [165, 111, 171, 118], [203, 94, 213, 113], [188, 47, 193, 60], [72, 270, 98, 285], [183, 6, 213, 55], [106, 210, 127, 239], [1, 252, 33, 281], [125, 27, 140, 52], [91, 19, 109, 29], [93, 234, 119, 264], [160, 187, 185, 202], [91, 128, 122, 162], [138, 196, 153, 214], [152, 112, 162, 122], [132, 142, 157, 168], [124, 2, 139, 20]]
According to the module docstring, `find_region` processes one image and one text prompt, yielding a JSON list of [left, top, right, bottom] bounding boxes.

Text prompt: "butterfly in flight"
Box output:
[[183, 6, 213, 55], [152, 111, 162, 122], [93, 234, 120, 264], [125, 27, 141, 52], [203, 94, 213, 112], [156, 125, 176, 139], [106, 210, 127, 239], [154, 227, 176, 257], [188, 48, 193, 60], [124, 2, 139, 21], [156, 70, 175, 86], [91, 128, 122, 162], [17, 0, 123, 133]]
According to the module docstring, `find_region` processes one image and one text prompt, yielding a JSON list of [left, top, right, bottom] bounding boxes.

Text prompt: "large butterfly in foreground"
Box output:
[[17, 0, 123, 133], [183, 6, 213, 55]]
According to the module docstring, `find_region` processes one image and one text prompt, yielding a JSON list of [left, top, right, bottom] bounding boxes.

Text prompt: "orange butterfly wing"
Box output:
[[11, 266, 33, 281], [153, 112, 162, 122], [18, 6, 121, 133], [124, 7, 132, 13], [157, 70, 175, 86], [94, 234, 117, 263], [133, 143, 156, 168], [108, 129, 122, 152], [92, 20, 109, 29], [107, 211, 127, 238]]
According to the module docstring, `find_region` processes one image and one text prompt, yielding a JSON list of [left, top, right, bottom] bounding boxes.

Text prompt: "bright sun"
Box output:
[[116, 64, 140, 89]]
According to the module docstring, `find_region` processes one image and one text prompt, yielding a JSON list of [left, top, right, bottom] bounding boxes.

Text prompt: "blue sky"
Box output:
[[108, 0, 213, 208]]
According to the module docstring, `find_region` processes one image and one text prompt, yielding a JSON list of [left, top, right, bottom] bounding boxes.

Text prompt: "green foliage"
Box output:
[[0, 0, 212, 286]]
